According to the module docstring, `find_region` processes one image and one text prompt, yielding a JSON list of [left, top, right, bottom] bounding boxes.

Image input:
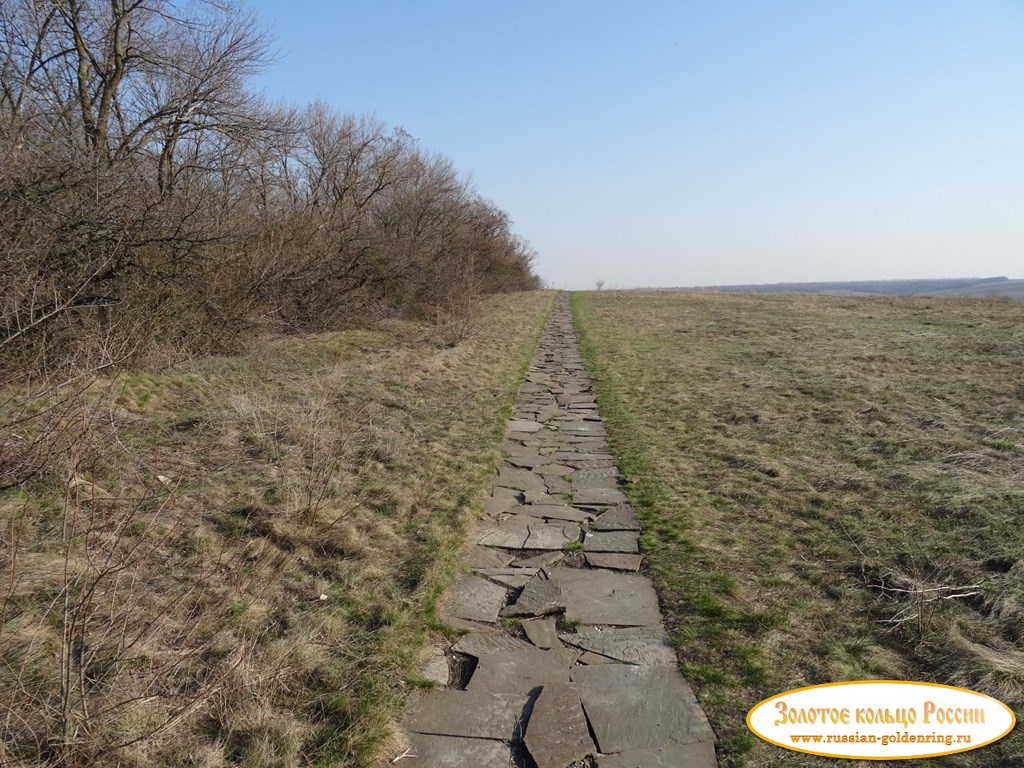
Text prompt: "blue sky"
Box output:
[[248, 1, 1024, 289]]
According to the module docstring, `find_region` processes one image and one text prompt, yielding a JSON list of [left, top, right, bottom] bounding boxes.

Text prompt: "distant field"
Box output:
[[573, 291, 1024, 767], [0, 292, 552, 768], [923, 279, 1024, 301]]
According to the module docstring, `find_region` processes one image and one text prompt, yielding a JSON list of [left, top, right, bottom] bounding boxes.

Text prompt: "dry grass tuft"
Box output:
[[573, 290, 1024, 767]]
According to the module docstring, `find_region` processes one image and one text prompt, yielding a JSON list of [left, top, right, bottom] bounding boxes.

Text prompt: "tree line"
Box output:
[[0, 0, 540, 389]]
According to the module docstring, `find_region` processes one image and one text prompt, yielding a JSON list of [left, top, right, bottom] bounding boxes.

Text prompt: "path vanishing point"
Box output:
[[398, 294, 717, 767]]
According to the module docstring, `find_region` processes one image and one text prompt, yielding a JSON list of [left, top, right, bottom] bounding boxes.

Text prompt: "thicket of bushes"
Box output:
[[0, 0, 539, 392]]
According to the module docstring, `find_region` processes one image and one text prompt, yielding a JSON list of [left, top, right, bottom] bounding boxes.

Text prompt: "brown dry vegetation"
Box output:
[[0, 290, 553, 767], [573, 290, 1024, 768]]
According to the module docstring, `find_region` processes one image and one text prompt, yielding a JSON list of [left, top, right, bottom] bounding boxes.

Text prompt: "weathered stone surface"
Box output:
[[464, 546, 514, 569], [585, 552, 644, 571], [420, 646, 449, 687], [500, 579, 564, 617], [512, 551, 563, 568], [452, 632, 534, 658], [467, 647, 579, 694], [583, 530, 640, 553], [563, 626, 677, 666], [495, 467, 547, 492], [533, 463, 574, 476], [571, 665, 715, 752], [549, 568, 662, 626], [523, 683, 596, 768], [490, 485, 522, 501], [401, 732, 512, 767], [591, 504, 642, 531], [552, 452, 616, 463], [572, 474, 621, 491], [506, 419, 543, 433], [523, 521, 580, 550], [543, 476, 571, 495], [405, 690, 525, 739], [505, 455, 547, 469], [573, 487, 629, 506], [577, 650, 617, 665], [483, 495, 517, 515], [522, 617, 559, 649], [475, 568, 537, 589], [596, 742, 719, 768], [523, 489, 560, 505], [445, 575, 507, 624], [522, 504, 592, 523], [477, 520, 529, 549]]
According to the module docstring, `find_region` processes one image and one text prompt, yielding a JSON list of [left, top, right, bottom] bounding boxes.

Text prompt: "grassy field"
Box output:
[[572, 290, 1024, 768], [0, 291, 552, 768]]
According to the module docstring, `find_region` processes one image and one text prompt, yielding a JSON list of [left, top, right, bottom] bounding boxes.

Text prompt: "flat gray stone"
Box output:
[[483, 495, 518, 515], [475, 567, 538, 589], [452, 632, 534, 658], [467, 647, 579, 695], [523, 489, 560, 505], [464, 546, 514, 569], [401, 732, 512, 767], [421, 646, 450, 687], [563, 626, 677, 666], [495, 467, 547, 492], [572, 474, 621, 490], [573, 487, 629, 506], [585, 552, 644, 571], [500, 579, 564, 617], [405, 690, 525, 739], [505, 455, 547, 469], [490, 486, 522, 501], [583, 530, 640, 553], [446, 575, 508, 624], [571, 665, 715, 752], [552, 452, 616, 463], [507, 419, 543, 433], [512, 551, 564, 568], [596, 742, 719, 768], [533, 463, 574, 476], [591, 504, 642, 531], [577, 651, 618, 665], [524, 521, 581, 550], [524, 683, 596, 768], [523, 504, 592, 523], [477, 521, 529, 549], [549, 568, 663, 626], [543, 476, 571, 495], [522, 617, 560, 649]]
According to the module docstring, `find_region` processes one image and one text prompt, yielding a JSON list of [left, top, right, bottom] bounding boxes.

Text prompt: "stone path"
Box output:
[[399, 294, 717, 768]]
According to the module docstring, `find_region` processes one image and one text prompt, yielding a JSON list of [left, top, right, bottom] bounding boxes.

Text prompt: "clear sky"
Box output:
[[247, 1, 1024, 289]]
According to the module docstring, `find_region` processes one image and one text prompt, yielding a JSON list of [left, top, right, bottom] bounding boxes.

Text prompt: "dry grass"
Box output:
[[572, 290, 1024, 768], [0, 290, 553, 767]]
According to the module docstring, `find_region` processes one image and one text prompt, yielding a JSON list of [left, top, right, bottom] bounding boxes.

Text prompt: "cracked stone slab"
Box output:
[[467, 647, 580, 695], [596, 742, 719, 768], [522, 617, 560, 649], [477, 520, 529, 549], [583, 530, 640, 553], [591, 504, 642, 531], [483, 494, 519, 515], [585, 552, 644, 571], [401, 732, 512, 767], [475, 567, 538, 589], [420, 646, 450, 687], [506, 419, 543, 433], [577, 650, 618, 665], [543, 476, 571, 495], [505, 455, 548, 469], [523, 683, 596, 768], [524, 521, 581, 550], [500, 579, 564, 617], [519, 504, 592, 523], [562, 626, 677, 666], [464, 546, 514, 569], [572, 474, 621, 491], [573, 487, 629, 506], [571, 665, 715, 753], [405, 690, 526, 739], [512, 551, 564, 568], [452, 632, 535, 658], [495, 467, 548, 492], [533, 463, 575, 476], [445, 575, 508, 624], [549, 568, 663, 626], [523, 489, 561, 505]]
